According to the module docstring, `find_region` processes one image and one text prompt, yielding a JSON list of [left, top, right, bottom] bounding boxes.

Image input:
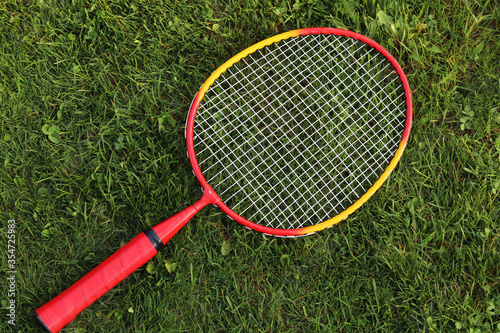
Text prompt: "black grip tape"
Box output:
[[144, 229, 165, 252]]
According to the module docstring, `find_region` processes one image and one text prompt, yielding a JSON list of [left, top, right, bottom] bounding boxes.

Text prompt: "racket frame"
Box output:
[[186, 27, 412, 237]]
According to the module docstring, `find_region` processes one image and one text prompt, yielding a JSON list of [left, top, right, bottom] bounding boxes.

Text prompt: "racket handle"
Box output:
[[35, 232, 158, 333], [35, 188, 219, 332]]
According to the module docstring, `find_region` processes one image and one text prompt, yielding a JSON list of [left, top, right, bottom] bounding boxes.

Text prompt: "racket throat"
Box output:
[[198, 185, 221, 208], [150, 185, 220, 246]]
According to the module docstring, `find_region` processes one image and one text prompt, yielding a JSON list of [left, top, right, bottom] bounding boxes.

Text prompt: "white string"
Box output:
[[194, 39, 391, 166], [199, 35, 402, 226], [192, 34, 407, 229], [193, 35, 404, 227]]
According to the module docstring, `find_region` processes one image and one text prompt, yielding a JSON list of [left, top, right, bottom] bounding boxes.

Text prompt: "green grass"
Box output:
[[1, 0, 499, 332]]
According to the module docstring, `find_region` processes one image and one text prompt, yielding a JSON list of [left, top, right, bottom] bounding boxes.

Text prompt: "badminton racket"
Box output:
[[35, 27, 412, 332]]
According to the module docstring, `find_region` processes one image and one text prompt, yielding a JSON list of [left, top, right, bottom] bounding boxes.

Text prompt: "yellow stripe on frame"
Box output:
[[195, 30, 303, 103], [300, 139, 408, 235]]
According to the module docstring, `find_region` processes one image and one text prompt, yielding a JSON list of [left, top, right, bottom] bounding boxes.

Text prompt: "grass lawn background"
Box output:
[[1, 0, 499, 332]]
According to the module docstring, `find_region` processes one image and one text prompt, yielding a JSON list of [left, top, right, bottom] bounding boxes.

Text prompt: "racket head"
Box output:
[[185, 27, 412, 237]]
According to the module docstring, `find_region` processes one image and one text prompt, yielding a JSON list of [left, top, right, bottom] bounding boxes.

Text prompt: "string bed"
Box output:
[[193, 33, 407, 230]]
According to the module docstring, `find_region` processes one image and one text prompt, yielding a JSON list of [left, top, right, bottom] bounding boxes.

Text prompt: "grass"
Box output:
[[0, 0, 499, 332]]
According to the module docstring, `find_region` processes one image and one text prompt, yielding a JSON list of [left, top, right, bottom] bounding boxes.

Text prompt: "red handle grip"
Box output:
[[35, 232, 158, 333], [35, 188, 220, 332]]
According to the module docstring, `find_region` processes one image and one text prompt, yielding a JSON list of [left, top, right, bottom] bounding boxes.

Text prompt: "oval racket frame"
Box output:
[[186, 27, 412, 237]]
